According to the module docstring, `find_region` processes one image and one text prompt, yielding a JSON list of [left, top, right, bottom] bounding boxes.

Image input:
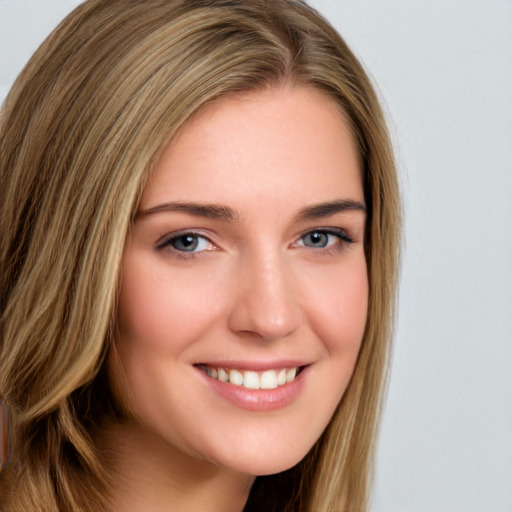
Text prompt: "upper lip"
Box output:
[[194, 359, 311, 371]]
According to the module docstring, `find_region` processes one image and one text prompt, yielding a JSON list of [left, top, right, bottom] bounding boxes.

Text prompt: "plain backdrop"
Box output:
[[1, 1, 511, 511]]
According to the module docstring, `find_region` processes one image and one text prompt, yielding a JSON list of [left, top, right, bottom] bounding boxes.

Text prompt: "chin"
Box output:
[[207, 431, 317, 477]]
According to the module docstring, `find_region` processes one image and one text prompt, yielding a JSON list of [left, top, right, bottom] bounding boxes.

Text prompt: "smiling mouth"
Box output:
[[195, 364, 305, 390]]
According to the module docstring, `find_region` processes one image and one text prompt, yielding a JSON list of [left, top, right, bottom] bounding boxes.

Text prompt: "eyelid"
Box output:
[[155, 226, 356, 258], [292, 226, 355, 251], [156, 229, 217, 252], [298, 226, 354, 242]]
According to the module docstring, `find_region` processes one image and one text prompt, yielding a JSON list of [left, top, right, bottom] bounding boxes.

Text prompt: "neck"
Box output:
[[97, 420, 254, 512]]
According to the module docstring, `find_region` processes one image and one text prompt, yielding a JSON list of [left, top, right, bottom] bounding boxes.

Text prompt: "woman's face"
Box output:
[[115, 86, 368, 476]]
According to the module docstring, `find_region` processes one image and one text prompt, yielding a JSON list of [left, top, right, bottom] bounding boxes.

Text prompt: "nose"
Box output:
[[227, 253, 303, 341]]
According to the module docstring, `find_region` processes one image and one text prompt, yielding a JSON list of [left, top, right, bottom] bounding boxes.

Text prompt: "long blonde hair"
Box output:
[[0, 1, 401, 510]]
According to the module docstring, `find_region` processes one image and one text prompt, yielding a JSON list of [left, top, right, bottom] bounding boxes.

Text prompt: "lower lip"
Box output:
[[197, 367, 308, 412]]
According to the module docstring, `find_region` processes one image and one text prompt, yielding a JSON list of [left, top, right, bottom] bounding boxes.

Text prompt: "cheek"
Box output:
[[117, 251, 220, 355], [306, 258, 368, 413], [300, 256, 369, 355], [117, 263, 172, 354]]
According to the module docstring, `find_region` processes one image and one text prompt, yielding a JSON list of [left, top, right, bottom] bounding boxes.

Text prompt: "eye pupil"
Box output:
[[173, 235, 198, 251], [305, 232, 328, 247]]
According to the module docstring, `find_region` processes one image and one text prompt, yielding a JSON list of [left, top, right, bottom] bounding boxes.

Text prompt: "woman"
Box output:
[[0, 1, 401, 510]]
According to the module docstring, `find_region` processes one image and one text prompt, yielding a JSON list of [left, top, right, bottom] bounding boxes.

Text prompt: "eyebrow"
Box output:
[[137, 198, 366, 223], [294, 199, 366, 222], [138, 202, 240, 222]]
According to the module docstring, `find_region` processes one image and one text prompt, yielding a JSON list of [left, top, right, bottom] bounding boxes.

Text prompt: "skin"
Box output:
[[104, 86, 368, 511]]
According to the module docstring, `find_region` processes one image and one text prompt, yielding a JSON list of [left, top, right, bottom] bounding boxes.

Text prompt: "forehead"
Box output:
[[142, 86, 363, 212]]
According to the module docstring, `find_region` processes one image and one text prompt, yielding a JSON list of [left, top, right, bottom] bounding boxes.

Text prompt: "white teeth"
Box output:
[[243, 371, 260, 389], [286, 367, 297, 383], [218, 368, 228, 382], [229, 369, 243, 386], [205, 366, 218, 379], [260, 370, 278, 389], [202, 365, 301, 389]]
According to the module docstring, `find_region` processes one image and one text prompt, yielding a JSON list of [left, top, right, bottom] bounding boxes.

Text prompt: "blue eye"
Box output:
[[302, 231, 330, 248], [299, 229, 353, 250], [162, 233, 211, 253]]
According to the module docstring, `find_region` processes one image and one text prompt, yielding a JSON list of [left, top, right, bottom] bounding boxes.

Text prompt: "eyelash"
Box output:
[[156, 228, 354, 260], [156, 230, 216, 260], [294, 228, 354, 254]]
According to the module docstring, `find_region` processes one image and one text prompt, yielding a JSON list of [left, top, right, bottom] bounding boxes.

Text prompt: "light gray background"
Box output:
[[1, 1, 511, 511]]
